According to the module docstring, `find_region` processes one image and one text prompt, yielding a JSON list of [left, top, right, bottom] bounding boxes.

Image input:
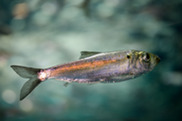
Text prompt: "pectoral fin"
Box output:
[[79, 51, 101, 59]]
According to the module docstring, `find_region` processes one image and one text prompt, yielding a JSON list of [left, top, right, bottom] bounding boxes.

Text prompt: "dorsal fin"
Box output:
[[79, 51, 101, 59]]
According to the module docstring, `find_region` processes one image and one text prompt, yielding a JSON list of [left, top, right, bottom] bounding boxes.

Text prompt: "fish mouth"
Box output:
[[156, 56, 160, 63]]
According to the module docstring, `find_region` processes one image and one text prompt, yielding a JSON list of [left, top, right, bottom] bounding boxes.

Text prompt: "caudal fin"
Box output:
[[11, 65, 41, 100]]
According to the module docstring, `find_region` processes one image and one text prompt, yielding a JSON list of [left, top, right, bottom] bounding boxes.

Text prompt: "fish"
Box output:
[[11, 50, 160, 100]]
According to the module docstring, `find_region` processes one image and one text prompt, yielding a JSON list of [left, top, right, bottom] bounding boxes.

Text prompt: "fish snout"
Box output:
[[156, 56, 160, 63]]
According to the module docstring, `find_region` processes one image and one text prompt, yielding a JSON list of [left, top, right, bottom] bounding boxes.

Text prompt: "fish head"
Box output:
[[129, 50, 160, 74]]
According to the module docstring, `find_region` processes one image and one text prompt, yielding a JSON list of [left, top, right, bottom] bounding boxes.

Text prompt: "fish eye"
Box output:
[[127, 55, 130, 59], [142, 53, 150, 62]]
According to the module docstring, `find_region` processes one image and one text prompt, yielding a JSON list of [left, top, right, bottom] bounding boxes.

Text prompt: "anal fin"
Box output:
[[64, 82, 70, 87]]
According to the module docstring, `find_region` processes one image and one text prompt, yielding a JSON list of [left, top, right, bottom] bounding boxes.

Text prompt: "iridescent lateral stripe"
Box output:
[[50, 59, 117, 77]]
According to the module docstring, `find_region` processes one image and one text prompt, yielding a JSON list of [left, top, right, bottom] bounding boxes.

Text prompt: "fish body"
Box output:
[[11, 50, 160, 100]]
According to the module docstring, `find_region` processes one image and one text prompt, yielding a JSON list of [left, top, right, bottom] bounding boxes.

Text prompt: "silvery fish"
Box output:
[[11, 50, 160, 100]]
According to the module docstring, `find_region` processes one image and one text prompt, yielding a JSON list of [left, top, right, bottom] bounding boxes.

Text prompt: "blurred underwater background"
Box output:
[[0, 0, 182, 121]]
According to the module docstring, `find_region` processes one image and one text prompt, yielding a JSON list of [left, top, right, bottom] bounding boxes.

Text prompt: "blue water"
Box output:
[[0, 0, 182, 121]]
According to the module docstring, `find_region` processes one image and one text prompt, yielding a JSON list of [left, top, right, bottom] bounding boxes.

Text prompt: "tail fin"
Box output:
[[11, 65, 41, 100]]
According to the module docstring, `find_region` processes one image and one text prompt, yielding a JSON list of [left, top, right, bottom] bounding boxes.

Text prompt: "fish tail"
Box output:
[[11, 65, 42, 100]]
